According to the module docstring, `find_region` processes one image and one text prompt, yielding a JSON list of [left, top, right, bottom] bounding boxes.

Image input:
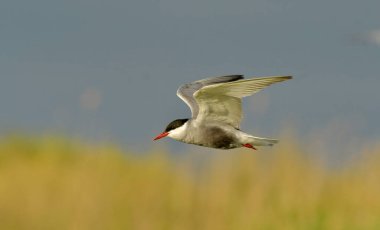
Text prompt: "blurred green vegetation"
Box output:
[[0, 135, 379, 230]]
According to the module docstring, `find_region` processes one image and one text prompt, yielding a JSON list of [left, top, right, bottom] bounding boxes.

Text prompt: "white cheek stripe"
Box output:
[[168, 123, 188, 140]]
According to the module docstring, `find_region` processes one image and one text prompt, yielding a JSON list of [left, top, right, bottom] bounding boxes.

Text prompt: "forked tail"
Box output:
[[248, 136, 279, 147]]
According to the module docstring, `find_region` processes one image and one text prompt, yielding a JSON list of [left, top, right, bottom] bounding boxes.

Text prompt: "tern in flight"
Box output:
[[154, 75, 292, 150]]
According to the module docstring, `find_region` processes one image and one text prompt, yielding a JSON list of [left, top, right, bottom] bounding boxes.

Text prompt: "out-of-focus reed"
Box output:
[[0, 135, 379, 230]]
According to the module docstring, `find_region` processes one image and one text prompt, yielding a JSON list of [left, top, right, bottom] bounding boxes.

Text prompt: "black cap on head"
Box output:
[[165, 119, 189, 132]]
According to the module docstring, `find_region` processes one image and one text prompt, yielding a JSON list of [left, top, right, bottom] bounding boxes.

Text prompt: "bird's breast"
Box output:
[[183, 125, 238, 149]]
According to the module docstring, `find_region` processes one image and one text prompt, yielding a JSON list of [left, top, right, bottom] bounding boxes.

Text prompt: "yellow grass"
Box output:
[[0, 135, 379, 230]]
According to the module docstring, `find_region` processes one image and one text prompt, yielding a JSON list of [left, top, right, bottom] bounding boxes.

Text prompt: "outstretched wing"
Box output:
[[194, 76, 292, 128], [176, 75, 243, 118]]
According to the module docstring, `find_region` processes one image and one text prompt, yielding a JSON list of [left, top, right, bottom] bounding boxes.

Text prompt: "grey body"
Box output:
[[167, 116, 278, 150], [202, 126, 237, 149], [178, 121, 240, 149]]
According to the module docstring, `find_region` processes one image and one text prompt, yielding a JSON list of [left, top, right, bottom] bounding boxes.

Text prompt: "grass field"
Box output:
[[0, 135, 379, 230]]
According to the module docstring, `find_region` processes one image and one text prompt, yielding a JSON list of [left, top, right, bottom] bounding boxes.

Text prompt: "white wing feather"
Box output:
[[176, 75, 243, 118], [194, 76, 292, 128]]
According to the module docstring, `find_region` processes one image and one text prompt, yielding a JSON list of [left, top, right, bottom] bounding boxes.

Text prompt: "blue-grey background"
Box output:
[[1, 0, 379, 155]]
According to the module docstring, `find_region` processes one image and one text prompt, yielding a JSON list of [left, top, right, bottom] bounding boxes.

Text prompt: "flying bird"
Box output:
[[154, 75, 292, 150]]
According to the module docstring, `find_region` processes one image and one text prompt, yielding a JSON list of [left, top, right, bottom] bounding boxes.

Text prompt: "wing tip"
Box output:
[[274, 75, 293, 82], [281, 76, 293, 80]]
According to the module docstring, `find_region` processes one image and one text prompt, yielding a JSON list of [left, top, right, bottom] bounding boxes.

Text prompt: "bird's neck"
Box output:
[[168, 122, 190, 141]]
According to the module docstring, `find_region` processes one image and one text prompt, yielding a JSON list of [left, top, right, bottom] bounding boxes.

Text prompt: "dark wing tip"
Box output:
[[283, 76, 293, 79], [217, 75, 244, 82], [226, 75, 244, 81], [196, 75, 244, 86]]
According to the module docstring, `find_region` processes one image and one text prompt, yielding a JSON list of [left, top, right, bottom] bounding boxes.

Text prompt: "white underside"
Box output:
[[168, 120, 278, 148]]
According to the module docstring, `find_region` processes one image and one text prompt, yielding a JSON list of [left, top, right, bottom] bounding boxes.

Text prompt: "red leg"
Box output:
[[243, 143, 257, 150]]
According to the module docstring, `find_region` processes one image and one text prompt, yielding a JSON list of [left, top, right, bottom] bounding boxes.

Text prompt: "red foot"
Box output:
[[243, 143, 257, 150]]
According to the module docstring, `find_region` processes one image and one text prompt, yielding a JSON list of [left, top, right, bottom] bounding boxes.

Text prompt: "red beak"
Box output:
[[153, 132, 169, 141]]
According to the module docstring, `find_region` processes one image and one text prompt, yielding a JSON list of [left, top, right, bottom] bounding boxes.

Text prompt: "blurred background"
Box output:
[[1, 0, 380, 154], [1, 0, 380, 229]]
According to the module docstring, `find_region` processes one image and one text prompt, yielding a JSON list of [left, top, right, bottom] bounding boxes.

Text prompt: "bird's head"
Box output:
[[153, 118, 189, 141]]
